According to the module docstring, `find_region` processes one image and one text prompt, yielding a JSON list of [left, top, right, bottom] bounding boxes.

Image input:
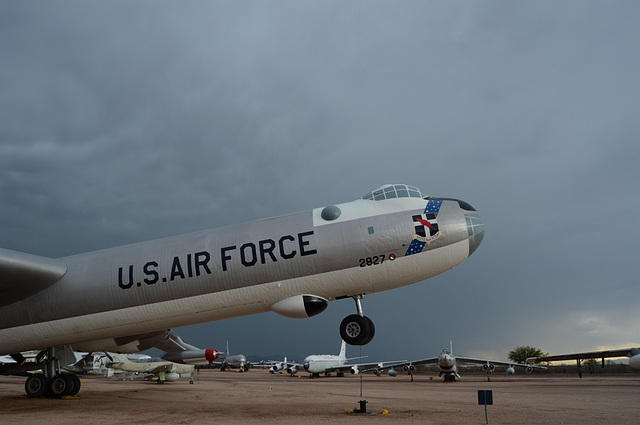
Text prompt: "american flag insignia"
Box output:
[[405, 200, 443, 256]]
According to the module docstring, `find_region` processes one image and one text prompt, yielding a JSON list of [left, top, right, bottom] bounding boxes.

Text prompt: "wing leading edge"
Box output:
[[527, 348, 636, 363], [0, 248, 67, 306]]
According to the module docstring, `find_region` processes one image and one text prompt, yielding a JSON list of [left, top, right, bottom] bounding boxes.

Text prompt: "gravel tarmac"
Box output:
[[0, 370, 638, 424]]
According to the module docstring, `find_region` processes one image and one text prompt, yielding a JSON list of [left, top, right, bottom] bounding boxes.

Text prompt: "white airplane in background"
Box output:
[[275, 340, 401, 378], [370, 342, 546, 381], [527, 347, 640, 378], [302, 340, 363, 377], [267, 357, 288, 374], [0, 184, 484, 397]]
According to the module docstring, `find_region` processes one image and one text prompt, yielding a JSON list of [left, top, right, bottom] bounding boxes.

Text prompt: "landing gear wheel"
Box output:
[[25, 374, 48, 398], [48, 374, 74, 398], [362, 316, 375, 345], [339, 314, 374, 345], [68, 374, 81, 396]]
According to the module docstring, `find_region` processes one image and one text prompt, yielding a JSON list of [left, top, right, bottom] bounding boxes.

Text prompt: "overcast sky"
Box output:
[[2, 1, 639, 364]]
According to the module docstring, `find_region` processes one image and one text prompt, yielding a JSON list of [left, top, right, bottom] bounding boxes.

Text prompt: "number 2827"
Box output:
[[359, 255, 385, 267]]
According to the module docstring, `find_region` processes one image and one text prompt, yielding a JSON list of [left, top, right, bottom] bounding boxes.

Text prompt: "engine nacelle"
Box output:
[[163, 348, 221, 365], [287, 366, 298, 375], [629, 354, 640, 370], [525, 366, 534, 374], [404, 364, 416, 372], [164, 372, 180, 382], [350, 365, 360, 375], [373, 368, 382, 377], [482, 363, 495, 373], [270, 295, 328, 319]]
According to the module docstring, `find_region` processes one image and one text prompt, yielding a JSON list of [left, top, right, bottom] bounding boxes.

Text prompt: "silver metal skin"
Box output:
[[0, 185, 484, 356]]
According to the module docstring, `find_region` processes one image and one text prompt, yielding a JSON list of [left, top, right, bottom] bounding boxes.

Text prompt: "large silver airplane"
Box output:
[[527, 347, 640, 378], [0, 184, 484, 397], [369, 343, 545, 381]]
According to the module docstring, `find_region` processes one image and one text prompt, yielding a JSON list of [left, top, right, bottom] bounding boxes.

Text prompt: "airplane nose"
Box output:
[[440, 355, 454, 368], [461, 202, 485, 257]]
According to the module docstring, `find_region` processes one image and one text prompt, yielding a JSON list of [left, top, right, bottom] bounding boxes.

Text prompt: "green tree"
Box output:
[[508, 346, 548, 364], [583, 358, 599, 374]]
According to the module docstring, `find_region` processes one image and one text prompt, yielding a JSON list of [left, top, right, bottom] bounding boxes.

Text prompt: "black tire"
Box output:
[[48, 374, 74, 398], [339, 314, 372, 345], [68, 374, 81, 396], [25, 374, 48, 398], [362, 316, 376, 345]]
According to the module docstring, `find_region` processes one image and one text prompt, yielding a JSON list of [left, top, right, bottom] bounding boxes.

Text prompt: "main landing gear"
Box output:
[[24, 347, 81, 398], [339, 295, 375, 346]]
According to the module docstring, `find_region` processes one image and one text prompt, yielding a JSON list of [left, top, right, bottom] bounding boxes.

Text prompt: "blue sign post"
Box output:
[[477, 390, 493, 424]]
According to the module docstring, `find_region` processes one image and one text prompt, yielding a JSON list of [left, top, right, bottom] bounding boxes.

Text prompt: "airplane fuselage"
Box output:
[[303, 355, 346, 374], [107, 355, 194, 382], [1, 188, 484, 355]]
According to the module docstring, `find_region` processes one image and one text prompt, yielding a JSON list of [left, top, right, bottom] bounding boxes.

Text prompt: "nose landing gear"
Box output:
[[339, 295, 375, 346]]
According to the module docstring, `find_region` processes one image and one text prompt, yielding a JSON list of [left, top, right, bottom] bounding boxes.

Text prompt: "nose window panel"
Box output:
[[465, 212, 486, 256], [360, 184, 428, 201]]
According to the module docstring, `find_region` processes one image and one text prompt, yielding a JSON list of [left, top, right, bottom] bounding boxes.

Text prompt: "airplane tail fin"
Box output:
[[93, 355, 102, 371], [339, 339, 346, 358]]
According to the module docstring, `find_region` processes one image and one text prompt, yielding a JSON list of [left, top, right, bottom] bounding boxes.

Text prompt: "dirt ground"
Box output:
[[0, 370, 638, 424]]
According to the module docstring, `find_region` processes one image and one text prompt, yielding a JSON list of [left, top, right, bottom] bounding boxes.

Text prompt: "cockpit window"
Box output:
[[361, 184, 428, 201]]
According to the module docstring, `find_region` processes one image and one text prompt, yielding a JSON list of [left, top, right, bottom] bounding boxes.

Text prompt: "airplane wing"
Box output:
[[255, 360, 295, 368], [454, 356, 547, 370], [148, 364, 173, 374], [365, 357, 441, 372], [0, 248, 67, 306], [526, 348, 635, 364], [0, 356, 36, 376], [154, 330, 199, 353], [334, 359, 418, 374]]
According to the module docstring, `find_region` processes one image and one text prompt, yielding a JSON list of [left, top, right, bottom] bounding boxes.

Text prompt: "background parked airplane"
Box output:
[[155, 330, 221, 366], [93, 353, 152, 380], [370, 342, 545, 381], [268, 357, 291, 374], [276, 340, 402, 378], [0, 184, 484, 397], [527, 347, 640, 378], [215, 342, 250, 372], [105, 353, 195, 384]]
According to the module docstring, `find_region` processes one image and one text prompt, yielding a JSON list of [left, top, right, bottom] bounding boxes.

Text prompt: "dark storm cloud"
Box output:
[[1, 1, 639, 362]]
